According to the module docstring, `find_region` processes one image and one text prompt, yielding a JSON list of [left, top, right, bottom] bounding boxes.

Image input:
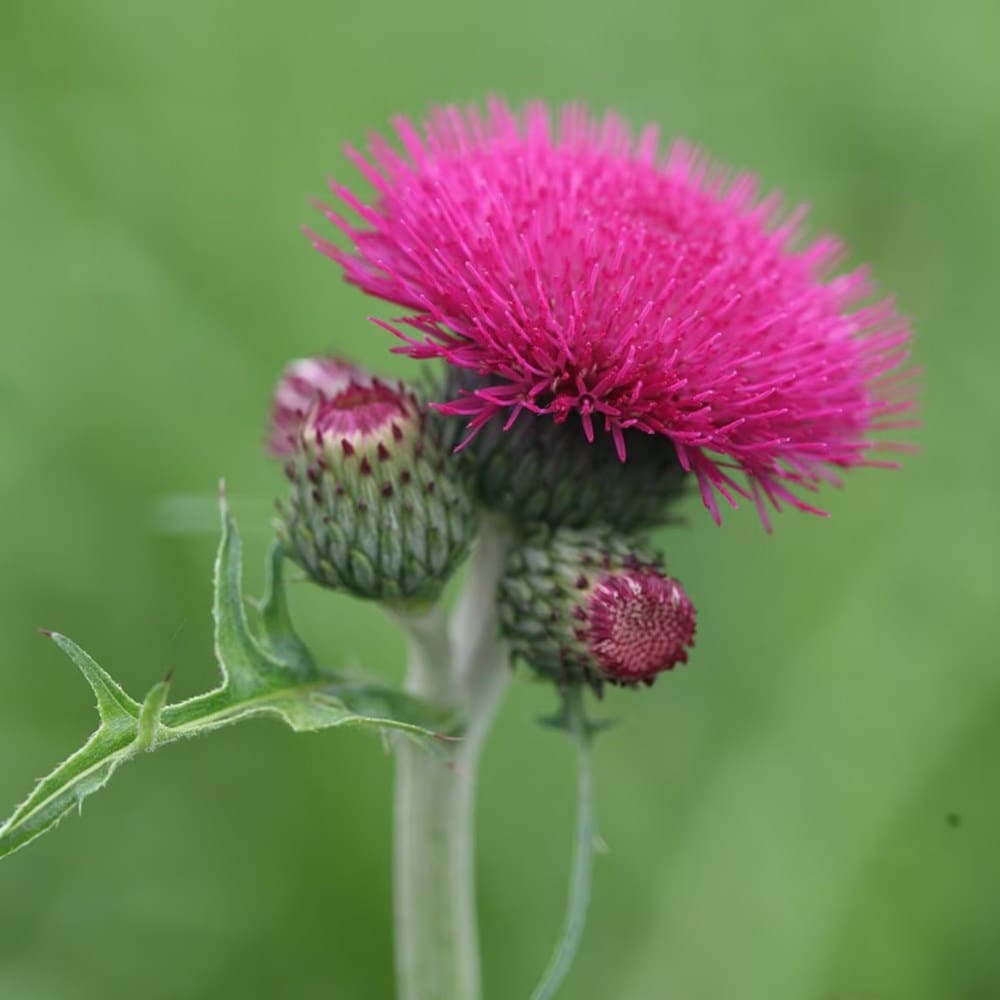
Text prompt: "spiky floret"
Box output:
[[498, 526, 696, 693], [271, 357, 476, 603], [311, 99, 915, 527]]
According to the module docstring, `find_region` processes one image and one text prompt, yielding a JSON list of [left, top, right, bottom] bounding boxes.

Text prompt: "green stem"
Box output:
[[530, 687, 596, 1000], [393, 518, 511, 1000]]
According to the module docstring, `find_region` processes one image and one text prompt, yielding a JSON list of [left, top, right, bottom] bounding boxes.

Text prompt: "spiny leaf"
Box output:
[[0, 491, 457, 862], [41, 629, 139, 725], [252, 540, 315, 677], [0, 632, 148, 859], [212, 482, 294, 698]]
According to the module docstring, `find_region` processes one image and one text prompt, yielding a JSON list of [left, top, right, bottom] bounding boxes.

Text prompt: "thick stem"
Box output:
[[393, 519, 511, 1000]]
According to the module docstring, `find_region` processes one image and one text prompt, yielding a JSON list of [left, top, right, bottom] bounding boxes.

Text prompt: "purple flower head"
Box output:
[[311, 99, 915, 526]]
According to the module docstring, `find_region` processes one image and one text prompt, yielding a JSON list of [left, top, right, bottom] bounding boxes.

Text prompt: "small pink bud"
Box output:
[[269, 355, 476, 604], [498, 526, 697, 693]]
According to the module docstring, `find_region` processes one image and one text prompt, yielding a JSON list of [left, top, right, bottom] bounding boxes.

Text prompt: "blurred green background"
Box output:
[[1, 1, 997, 997]]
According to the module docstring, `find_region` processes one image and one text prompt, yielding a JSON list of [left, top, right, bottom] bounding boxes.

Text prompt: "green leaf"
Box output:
[[252, 539, 315, 677], [0, 489, 457, 862]]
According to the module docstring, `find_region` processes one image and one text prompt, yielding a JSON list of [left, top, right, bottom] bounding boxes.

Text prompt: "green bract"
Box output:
[[438, 371, 687, 531]]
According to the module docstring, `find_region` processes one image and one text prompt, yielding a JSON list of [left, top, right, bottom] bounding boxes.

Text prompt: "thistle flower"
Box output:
[[311, 100, 914, 527], [498, 526, 697, 692], [271, 357, 476, 603]]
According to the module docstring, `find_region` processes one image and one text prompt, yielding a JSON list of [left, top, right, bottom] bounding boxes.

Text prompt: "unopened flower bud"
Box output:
[[438, 371, 687, 532], [498, 527, 696, 693], [271, 357, 476, 604]]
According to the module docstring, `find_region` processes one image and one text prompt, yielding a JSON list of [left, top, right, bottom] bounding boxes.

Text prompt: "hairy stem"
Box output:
[[393, 518, 511, 1000]]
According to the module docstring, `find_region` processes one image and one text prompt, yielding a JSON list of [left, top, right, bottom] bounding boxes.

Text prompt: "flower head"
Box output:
[[270, 356, 476, 603], [311, 99, 914, 526], [498, 525, 696, 692]]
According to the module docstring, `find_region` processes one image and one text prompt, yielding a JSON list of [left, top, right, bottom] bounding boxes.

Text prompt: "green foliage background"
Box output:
[[1, 1, 996, 997]]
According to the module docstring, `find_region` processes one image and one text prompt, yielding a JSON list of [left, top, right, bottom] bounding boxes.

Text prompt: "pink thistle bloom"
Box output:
[[310, 99, 915, 526]]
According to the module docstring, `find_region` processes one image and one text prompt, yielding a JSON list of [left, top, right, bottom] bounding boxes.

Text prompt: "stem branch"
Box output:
[[531, 687, 596, 1000]]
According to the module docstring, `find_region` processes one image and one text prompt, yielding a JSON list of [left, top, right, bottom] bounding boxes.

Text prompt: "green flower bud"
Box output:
[[271, 357, 476, 605], [437, 371, 687, 531], [498, 526, 696, 694]]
